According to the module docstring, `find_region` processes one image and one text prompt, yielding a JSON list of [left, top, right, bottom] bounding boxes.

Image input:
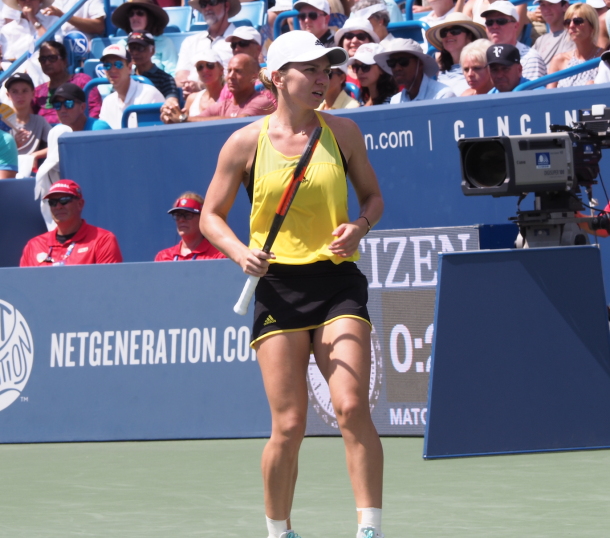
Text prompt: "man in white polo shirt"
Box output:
[[482, 0, 547, 80], [175, 0, 241, 95], [98, 44, 164, 129]]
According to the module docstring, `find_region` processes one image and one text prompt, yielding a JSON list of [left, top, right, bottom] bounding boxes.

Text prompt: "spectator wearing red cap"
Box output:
[[155, 192, 225, 261], [20, 180, 123, 267]]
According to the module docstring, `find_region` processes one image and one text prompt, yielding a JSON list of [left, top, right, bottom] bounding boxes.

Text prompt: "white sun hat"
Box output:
[[265, 30, 348, 78], [347, 43, 392, 74], [334, 17, 380, 45]]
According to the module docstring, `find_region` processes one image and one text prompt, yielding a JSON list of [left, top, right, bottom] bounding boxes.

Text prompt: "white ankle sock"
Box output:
[[266, 516, 288, 538], [357, 507, 382, 534]]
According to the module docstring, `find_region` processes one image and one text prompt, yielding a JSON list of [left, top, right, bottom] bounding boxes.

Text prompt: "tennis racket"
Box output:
[[234, 126, 323, 315], [0, 104, 17, 131]]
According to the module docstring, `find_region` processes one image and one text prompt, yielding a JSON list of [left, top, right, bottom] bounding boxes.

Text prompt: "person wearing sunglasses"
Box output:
[[112, 0, 178, 77], [426, 12, 487, 96], [375, 38, 455, 103], [335, 18, 379, 86], [530, 0, 574, 69], [50, 83, 110, 131], [162, 50, 224, 123], [127, 31, 179, 103], [225, 25, 263, 62], [481, 0, 547, 80], [347, 43, 397, 106], [316, 64, 360, 109], [41, 0, 105, 41], [98, 44, 164, 129], [20, 180, 123, 267], [33, 40, 102, 123], [4, 73, 50, 169], [459, 38, 494, 95], [155, 193, 226, 262], [294, 0, 335, 48], [547, 3, 602, 88], [175, 0, 241, 95], [0, 0, 63, 87]]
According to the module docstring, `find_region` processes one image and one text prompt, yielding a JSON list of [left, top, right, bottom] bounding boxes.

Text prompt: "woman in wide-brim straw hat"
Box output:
[[425, 12, 487, 95], [200, 30, 385, 538], [112, 0, 178, 75]]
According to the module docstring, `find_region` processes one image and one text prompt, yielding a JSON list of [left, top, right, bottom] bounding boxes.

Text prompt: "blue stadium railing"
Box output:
[[121, 103, 163, 128], [273, 9, 300, 39], [0, 0, 90, 86], [514, 57, 601, 91]]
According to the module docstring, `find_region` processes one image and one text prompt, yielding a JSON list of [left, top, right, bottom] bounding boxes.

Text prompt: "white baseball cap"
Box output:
[[374, 37, 439, 77], [194, 49, 223, 65], [347, 43, 391, 73], [532, 0, 563, 4], [269, 0, 293, 12], [100, 43, 131, 61], [480, 0, 519, 20], [586, 0, 606, 8], [226, 26, 262, 45], [265, 30, 348, 78], [294, 0, 330, 14]]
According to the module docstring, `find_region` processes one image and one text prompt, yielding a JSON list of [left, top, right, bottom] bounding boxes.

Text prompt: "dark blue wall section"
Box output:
[[0, 179, 47, 267], [425, 246, 610, 458]]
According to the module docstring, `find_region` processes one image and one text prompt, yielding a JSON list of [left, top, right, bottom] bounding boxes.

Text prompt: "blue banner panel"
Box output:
[[0, 260, 271, 443], [424, 246, 610, 458]]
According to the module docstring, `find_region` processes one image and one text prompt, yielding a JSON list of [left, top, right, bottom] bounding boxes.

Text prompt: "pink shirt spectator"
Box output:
[[218, 84, 278, 108], [199, 90, 276, 118], [33, 73, 102, 123]]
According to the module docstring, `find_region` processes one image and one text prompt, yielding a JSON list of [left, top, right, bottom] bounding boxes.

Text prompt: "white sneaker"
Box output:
[[358, 527, 384, 538], [278, 532, 301, 538]]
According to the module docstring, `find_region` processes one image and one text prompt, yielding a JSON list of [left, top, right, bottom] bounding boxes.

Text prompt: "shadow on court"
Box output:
[[1, 437, 608, 537]]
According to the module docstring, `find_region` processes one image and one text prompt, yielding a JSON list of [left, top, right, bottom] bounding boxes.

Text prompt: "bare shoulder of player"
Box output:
[[319, 112, 364, 160], [221, 119, 263, 167]]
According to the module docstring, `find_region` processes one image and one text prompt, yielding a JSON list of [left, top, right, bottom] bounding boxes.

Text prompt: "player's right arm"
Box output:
[[200, 121, 274, 277]]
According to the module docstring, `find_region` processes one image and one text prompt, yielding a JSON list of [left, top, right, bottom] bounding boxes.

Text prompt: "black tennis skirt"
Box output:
[[251, 260, 371, 347]]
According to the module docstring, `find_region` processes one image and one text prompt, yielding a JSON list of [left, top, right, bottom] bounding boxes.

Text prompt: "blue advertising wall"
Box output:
[[0, 225, 477, 443], [54, 85, 610, 293]]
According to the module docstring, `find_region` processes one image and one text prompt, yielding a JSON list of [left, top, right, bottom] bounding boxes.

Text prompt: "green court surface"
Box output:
[[1, 437, 608, 537]]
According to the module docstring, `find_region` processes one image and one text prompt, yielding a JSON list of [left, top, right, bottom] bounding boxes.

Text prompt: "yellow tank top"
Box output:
[[249, 112, 358, 265]]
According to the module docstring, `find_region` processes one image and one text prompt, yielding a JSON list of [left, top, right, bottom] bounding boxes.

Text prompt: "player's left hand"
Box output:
[[329, 220, 367, 257]]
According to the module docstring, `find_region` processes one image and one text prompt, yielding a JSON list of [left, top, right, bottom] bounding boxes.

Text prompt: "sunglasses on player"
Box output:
[[563, 17, 586, 27], [129, 8, 147, 17], [298, 11, 321, 21], [484, 17, 512, 27], [198, 0, 226, 8], [230, 40, 254, 50], [47, 196, 76, 207], [52, 99, 76, 110], [386, 56, 412, 69], [172, 211, 197, 221], [343, 32, 370, 41], [439, 26, 466, 38], [103, 60, 125, 70], [196, 62, 218, 71], [352, 63, 373, 74]]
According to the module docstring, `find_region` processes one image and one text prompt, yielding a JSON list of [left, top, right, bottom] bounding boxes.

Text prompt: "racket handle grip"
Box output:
[[234, 275, 260, 315]]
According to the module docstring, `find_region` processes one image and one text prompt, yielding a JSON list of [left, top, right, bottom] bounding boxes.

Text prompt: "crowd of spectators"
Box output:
[[2, 0, 610, 265]]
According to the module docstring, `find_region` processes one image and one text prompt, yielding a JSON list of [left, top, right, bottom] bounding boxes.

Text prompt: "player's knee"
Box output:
[[335, 398, 368, 428], [272, 413, 306, 446]]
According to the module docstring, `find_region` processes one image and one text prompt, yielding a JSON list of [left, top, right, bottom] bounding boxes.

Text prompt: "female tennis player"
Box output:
[[200, 30, 385, 538]]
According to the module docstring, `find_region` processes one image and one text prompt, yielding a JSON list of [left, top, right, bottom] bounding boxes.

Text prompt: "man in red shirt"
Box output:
[[155, 192, 226, 261], [20, 180, 123, 267]]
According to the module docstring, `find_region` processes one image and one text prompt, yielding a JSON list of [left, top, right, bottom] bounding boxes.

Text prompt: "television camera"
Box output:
[[458, 104, 610, 248]]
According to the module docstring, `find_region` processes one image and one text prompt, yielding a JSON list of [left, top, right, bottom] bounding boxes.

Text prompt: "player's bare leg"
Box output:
[[313, 318, 384, 535], [256, 331, 312, 536]]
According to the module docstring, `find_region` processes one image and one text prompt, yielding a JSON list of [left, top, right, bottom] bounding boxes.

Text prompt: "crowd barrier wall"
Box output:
[[425, 246, 610, 458], [1, 225, 479, 443]]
